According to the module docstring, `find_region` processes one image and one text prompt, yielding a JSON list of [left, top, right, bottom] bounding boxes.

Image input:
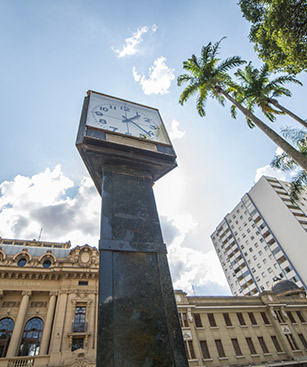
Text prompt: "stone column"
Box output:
[[51, 291, 69, 353], [6, 291, 31, 357], [268, 306, 293, 358], [87, 294, 95, 349], [39, 292, 57, 355]]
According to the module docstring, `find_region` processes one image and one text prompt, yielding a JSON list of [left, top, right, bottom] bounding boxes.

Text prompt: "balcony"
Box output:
[[72, 322, 88, 333], [0, 356, 50, 367]]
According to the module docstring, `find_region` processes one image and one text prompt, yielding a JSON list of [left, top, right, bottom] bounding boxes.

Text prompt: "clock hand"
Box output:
[[122, 113, 140, 123], [128, 120, 152, 137]]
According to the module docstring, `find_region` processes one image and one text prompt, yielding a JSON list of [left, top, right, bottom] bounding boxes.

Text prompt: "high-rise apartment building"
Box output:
[[211, 176, 307, 296]]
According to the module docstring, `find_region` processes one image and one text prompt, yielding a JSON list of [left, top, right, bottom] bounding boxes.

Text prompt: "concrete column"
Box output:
[[39, 292, 57, 355], [6, 291, 31, 357]]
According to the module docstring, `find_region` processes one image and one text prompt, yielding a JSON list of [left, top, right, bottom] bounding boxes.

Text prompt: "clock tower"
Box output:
[[76, 91, 188, 367]]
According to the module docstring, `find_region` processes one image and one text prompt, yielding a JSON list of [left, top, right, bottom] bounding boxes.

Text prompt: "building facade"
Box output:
[[211, 176, 307, 296], [176, 283, 307, 367], [0, 237, 99, 367], [1, 237, 307, 367]]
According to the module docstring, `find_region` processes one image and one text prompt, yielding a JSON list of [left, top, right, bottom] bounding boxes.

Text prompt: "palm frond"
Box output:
[[179, 83, 199, 105], [177, 74, 193, 86], [218, 56, 246, 73]]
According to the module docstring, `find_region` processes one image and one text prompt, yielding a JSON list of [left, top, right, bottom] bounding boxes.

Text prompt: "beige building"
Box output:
[[0, 237, 99, 367], [176, 283, 307, 367], [1, 238, 307, 367]]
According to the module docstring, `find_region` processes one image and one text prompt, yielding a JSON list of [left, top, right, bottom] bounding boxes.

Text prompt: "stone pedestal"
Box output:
[[97, 170, 188, 366]]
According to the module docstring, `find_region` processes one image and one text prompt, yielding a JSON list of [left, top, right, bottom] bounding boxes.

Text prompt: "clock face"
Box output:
[[85, 91, 171, 145]]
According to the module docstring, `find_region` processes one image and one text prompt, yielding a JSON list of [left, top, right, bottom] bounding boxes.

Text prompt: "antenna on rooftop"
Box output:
[[38, 228, 43, 241], [192, 285, 196, 296]]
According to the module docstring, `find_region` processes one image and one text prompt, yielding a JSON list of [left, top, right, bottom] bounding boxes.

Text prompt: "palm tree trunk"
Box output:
[[216, 87, 307, 172], [269, 98, 307, 129]]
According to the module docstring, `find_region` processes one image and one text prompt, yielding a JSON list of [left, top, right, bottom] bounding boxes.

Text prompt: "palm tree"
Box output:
[[177, 39, 307, 172], [271, 127, 307, 201], [233, 63, 307, 129]]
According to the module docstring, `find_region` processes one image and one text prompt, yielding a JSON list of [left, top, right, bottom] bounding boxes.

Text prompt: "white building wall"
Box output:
[[211, 176, 307, 296], [249, 176, 307, 287]]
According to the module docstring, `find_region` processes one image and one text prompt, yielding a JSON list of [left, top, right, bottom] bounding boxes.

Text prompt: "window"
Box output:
[[271, 336, 283, 353], [223, 313, 232, 326], [200, 340, 211, 359], [248, 312, 257, 325], [18, 258, 27, 267], [73, 306, 87, 332], [231, 338, 243, 356], [184, 340, 196, 359], [78, 281, 88, 286], [215, 339, 226, 358], [179, 312, 189, 327], [286, 311, 296, 323], [296, 311, 306, 323], [258, 337, 269, 353], [261, 312, 270, 325], [246, 337, 257, 354], [0, 318, 14, 358], [208, 313, 217, 327], [194, 313, 202, 328], [237, 313, 246, 326], [18, 318, 43, 356], [275, 310, 286, 323], [285, 334, 299, 350], [42, 260, 51, 268], [72, 337, 84, 351], [298, 334, 307, 349]]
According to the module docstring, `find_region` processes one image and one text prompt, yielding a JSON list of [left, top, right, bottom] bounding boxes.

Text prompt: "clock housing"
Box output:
[[76, 91, 177, 194]]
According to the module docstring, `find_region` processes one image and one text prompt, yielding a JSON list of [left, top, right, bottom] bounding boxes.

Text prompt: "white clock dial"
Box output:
[[86, 92, 170, 145]]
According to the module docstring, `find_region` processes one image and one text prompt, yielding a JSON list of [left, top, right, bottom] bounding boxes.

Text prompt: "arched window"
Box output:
[[0, 318, 14, 358], [18, 318, 43, 356]]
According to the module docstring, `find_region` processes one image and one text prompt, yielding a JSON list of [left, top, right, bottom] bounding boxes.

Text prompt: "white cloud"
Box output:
[[112, 25, 156, 58], [254, 164, 287, 183], [254, 147, 301, 183], [169, 119, 186, 140], [160, 214, 229, 295], [0, 165, 100, 245], [151, 24, 157, 33], [0, 165, 229, 296], [132, 57, 175, 95]]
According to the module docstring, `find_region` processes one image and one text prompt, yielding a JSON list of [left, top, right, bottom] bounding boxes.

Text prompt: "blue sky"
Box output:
[[1, 0, 306, 295]]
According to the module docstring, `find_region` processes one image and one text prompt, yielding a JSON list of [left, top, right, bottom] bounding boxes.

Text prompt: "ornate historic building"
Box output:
[[1, 238, 307, 367], [0, 237, 99, 367]]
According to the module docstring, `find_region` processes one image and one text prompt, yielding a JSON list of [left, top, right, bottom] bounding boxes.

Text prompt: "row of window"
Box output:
[[179, 310, 306, 329], [0, 305, 88, 358], [185, 332, 307, 361], [0, 317, 43, 358]]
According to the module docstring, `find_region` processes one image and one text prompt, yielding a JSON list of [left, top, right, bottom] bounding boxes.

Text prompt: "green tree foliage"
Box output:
[[177, 39, 307, 172], [271, 127, 307, 201], [230, 62, 307, 128], [238, 0, 307, 74]]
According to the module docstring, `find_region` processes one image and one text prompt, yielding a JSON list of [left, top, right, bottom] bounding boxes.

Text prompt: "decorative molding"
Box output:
[[31, 301, 47, 308], [2, 301, 20, 307], [0, 290, 3, 299], [22, 290, 32, 297], [71, 299, 93, 307]]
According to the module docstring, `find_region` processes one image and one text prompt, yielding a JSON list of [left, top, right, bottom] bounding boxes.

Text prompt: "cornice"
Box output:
[[0, 269, 98, 281]]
